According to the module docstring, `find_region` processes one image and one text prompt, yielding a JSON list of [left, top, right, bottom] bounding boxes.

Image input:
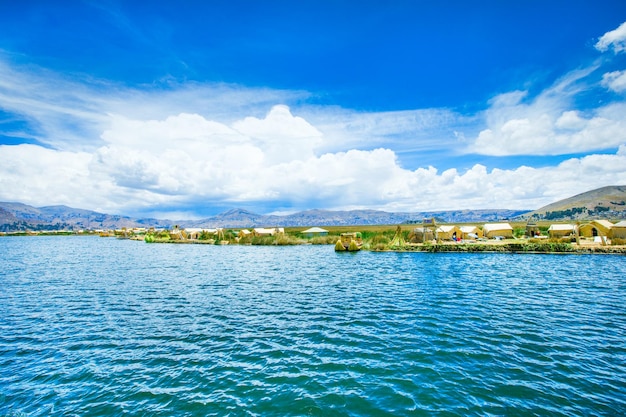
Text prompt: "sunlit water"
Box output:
[[1, 236, 625, 416]]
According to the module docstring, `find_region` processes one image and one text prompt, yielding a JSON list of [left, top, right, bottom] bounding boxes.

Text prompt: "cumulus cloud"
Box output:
[[470, 68, 626, 156], [0, 57, 310, 150], [595, 21, 626, 53], [2, 136, 626, 216], [1, 51, 625, 217], [232, 105, 323, 163]]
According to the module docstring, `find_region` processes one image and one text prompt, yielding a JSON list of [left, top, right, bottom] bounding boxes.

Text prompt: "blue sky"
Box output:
[[1, 1, 626, 218]]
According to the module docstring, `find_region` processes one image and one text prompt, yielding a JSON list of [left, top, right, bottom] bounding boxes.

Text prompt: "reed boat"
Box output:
[[335, 232, 362, 251]]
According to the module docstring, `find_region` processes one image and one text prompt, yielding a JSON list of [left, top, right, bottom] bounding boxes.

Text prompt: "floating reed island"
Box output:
[[117, 220, 626, 254]]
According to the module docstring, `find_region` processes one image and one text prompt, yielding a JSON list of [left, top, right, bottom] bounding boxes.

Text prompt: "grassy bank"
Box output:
[[142, 224, 626, 254], [381, 242, 626, 254]]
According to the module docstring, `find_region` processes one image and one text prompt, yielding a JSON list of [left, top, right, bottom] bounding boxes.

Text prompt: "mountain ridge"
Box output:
[[0, 201, 526, 231], [187, 208, 527, 228], [2, 185, 625, 232], [522, 185, 626, 221]]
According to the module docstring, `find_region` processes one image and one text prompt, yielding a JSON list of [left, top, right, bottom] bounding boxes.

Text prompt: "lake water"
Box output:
[[1, 236, 625, 416]]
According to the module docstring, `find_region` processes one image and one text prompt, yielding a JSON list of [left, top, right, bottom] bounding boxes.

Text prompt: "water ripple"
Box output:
[[1, 237, 625, 416]]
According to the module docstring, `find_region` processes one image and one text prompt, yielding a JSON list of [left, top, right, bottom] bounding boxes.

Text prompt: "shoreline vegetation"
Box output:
[[149, 238, 626, 254], [142, 222, 626, 254], [3, 223, 626, 254]]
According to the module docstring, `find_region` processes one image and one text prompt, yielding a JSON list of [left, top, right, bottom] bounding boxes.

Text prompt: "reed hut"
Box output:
[[525, 221, 540, 237], [482, 223, 513, 239], [253, 227, 284, 237], [459, 225, 483, 240], [610, 221, 626, 239], [409, 227, 434, 243], [169, 229, 187, 240], [547, 224, 575, 238], [184, 228, 218, 240], [436, 225, 462, 241], [579, 220, 613, 238], [238, 229, 252, 238]]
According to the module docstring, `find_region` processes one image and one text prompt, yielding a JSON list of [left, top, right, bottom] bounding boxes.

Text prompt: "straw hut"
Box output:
[[301, 227, 329, 237], [436, 225, 462, 241], [525, 221, 540, 237], [547, 224, 575, 238], [253, 228, 275, 236], [169, 228, 187, 240], [482, 223, 513, 239], [184, 228, 202, 240], [238, 229, 252, 238], [253, 227, 284, 237], [183, 228, 212, 240], [459, 225, 483, 240], [579, 220, 613, 238], [410, 227, 434, 243], [610, 221, 626, 239]]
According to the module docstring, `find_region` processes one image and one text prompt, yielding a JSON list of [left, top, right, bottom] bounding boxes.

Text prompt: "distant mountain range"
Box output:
[[0, 202, 525, 232], [1, 185, 625, 232], [0, 202, 171, 232], [185, 208, 527, 228]]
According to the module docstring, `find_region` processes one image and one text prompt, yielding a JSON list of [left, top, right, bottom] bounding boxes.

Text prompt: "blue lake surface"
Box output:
[[1, 236, 625, 416]]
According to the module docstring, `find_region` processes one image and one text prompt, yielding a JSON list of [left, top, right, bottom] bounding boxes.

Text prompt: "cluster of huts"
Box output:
[[97, 220, 626, 244], [168, 227, 286, 241], [411, 224, 502, 242], [545, 220, 626, 239], [412, 220, 626, 242], [174, 226, 329, 240]]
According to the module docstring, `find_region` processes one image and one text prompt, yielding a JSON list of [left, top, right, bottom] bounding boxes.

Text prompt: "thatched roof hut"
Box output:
[[253, 227, 284, 237], [436, 225, 462, 241], [238, 229, 252, 238], [459, 225, 483, 239], [610, 221, 626, 239], [409, 227, 434, 243], [579, 220, 613, 238], [184, 228, 218, 240], [547, 224, 575, 238], [483, 223, 513, 239]]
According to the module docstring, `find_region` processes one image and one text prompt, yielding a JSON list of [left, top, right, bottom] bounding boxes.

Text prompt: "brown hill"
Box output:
[[0, 207, 19, 224], [522, 185, 626, 221]]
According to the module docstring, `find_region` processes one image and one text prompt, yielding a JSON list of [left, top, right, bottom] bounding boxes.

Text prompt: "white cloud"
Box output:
[[2, 136, 626, 216], [470, 68, 626, 156], [595, 21, 626, 53], [1, 53, 625, 217], [0, 57, 309, 151], [601, 70, 626, 93], [232, 105, 323, 164], [0, 144, 97, 207]]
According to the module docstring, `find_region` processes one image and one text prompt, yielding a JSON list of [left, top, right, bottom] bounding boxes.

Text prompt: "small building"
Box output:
[[253, 227, 284, 237], [459, 225, 483, 240], [436, 225, 462, 241], [409, 227, 434, 243], [169, 229, 187, 240], [547, 224, 575, 238], [579, 220, 613, 238], [610, 221, 626, 239], [525, 221, 540, 237], [184, 228, 219, 240], [483, 223, 513, 239], [301, 227, 329, 237], [238, 229, 252, 238]]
